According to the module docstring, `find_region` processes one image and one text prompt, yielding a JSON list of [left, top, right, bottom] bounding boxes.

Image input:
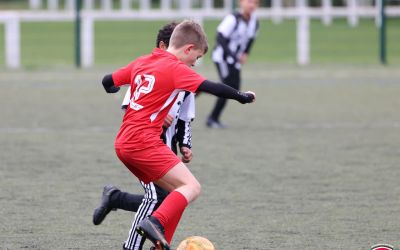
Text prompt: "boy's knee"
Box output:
[[191, 181, 201, 199]]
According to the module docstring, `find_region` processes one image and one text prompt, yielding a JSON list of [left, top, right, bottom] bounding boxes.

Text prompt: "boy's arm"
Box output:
[[176, 92, 194, 163], [197, 80, 255, 104], [177, 119, 193, 163], [102, 74, 120, 93], [244, 38, 255, 55], [121, 86, 131, 110], [176, 119, 192, 149], [216, 32, 236, 64], [244, 19, 259, 55]]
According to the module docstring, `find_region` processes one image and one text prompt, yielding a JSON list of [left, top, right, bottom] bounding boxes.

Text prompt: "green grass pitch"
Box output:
[[0, 64, 400, 249]]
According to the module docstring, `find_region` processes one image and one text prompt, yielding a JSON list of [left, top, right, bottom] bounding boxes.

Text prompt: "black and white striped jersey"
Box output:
[[212, 11, 259, 69], [163, 91, 195, 152]]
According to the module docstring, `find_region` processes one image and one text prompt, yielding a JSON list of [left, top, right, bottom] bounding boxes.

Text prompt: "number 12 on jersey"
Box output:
[[130, 74, 155, 111]]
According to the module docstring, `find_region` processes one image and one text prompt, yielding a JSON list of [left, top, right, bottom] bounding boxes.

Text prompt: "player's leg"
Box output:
[[93, 185, 145, 225], [116, 145, 199, 249], [123, 182, 168, 250], [207, 62, 240, 128], [136, 162, 201, 249]]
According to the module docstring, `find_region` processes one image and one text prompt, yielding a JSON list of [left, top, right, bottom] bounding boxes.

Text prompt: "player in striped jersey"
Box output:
[[207, 0, 260, 128]]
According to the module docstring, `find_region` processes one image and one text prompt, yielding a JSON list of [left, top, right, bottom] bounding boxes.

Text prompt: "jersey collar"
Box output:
[[152, 48, 178, 61]]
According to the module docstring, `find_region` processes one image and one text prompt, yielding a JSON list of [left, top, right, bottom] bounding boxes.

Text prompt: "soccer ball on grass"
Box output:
[[176, 236, 215, 250]]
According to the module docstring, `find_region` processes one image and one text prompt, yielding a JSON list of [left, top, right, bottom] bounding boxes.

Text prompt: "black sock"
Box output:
[[110, 191, 144, 212]]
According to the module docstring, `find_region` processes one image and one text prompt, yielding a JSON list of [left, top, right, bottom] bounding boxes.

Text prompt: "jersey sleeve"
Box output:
[[172, 64, 206, 93], [112, 62, 134, 87], [178, 93, 195, 122], [121, 86, 131, 110], [248, 15, 260, 39], [217, 14, 236, 38]]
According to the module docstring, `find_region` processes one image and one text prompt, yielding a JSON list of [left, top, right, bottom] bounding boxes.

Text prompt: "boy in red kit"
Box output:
[[102, 20, 256, 250]]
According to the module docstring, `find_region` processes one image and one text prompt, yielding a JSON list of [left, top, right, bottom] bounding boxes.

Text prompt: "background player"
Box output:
[[207, 0, 260, 128]]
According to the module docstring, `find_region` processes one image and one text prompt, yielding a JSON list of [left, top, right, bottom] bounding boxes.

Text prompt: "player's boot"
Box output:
[[136, 216, 170, 250], [93, 185, 120, 225], [206, 117, 227, 129]]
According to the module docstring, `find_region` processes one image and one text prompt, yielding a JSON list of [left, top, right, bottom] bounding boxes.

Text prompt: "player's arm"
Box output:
[[176, 92, 194, 163], [121, 86, 131, 110], [102, 74, 120, 93], [244, 20, 259, 55], [239, 38, 253, 65], [217, 14, 238, 64], [244, 38, 255, 55], [197, 80, 255, 104], [176, 119, 193, 163], [217, 32, 236, 64], [176, 119, 192, 150]]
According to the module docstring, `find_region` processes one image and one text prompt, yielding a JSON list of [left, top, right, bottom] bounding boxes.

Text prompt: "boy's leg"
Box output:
[[137, 162, 201, 247], [116, 147, 200, 249], [93, 185, 144, 225], [93, 185, 120, 225], [124, 182, 168, 250], [117, 192, 143, 211], [207, 62, 240, 127]]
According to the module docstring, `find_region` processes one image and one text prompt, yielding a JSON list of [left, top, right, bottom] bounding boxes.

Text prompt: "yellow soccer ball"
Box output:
[[176, 236, 215, 250]]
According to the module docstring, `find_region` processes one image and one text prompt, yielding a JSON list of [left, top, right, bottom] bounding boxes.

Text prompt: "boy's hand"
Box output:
[[163, 114, 174, 128], [238, 91, 256, 104], [239, 53, 248, 64], [245, 91, 256, 103], [180, 147, 193, 163], [102, 74, 120, 93]]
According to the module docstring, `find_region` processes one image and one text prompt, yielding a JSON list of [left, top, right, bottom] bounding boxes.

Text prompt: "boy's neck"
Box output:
[[166, 47, 183, 61], [166, 47, 178, 56], [240, 11, 251, 21]]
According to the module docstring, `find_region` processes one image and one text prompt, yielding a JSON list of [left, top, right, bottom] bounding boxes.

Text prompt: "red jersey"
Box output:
[[112, 48, 205, 150]]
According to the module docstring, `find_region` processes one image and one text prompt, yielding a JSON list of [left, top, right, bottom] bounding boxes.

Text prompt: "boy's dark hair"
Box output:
[[156, 21, 179, 48]]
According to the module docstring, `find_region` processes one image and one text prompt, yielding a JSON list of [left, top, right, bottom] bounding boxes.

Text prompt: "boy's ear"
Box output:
[[159, 41, 167, 50], [184, 44, 195, 54]]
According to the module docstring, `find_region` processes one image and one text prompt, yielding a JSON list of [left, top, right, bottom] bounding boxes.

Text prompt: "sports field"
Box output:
[[1, 63, 400, 249]]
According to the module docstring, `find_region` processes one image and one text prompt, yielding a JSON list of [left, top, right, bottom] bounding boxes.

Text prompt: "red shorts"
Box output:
[[115, 142, 181, 184]]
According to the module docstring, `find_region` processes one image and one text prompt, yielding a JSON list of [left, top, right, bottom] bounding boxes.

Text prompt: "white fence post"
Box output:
[[179, 0, 191, 11], [140, 0, 151, 11], [101, 0, 112, 11], [160, 0, 171, 11], [83, 0, 94, 10], [65, 0, 76, 11], [296, 0, 310, 65], [347, 0, 358, 26], [375, 0, 381, 27], [204, 0, 213, 11], [5, 14, 21, 69], [121, 0, 131, 10], [224, 0, 233, 11], [29, 0, 43, 10], [48, 0, 59, 10], [322, 0, 332, 25], [81, 14, 94, 68], [271, 0, 283, 24]]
